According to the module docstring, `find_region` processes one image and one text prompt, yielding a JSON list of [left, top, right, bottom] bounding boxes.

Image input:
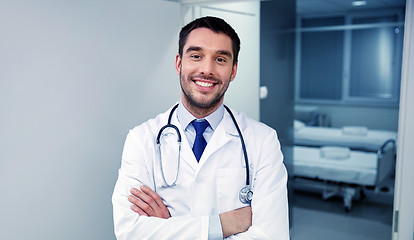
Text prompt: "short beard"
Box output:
[[180, 73, 228, 111]]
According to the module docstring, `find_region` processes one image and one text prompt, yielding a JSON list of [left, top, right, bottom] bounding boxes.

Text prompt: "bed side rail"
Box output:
[[377, 139, 396, 158], [376, 139, 396, 186]]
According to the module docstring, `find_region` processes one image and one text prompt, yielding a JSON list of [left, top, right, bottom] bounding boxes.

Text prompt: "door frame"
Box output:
[[393, 0, 414, 239]]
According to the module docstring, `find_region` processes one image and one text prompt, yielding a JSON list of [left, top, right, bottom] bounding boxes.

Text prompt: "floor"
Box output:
[[289, 180, 395, 240]]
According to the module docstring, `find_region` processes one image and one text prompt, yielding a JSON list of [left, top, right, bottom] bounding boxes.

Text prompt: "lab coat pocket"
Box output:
[[216, 168, 249, 213]]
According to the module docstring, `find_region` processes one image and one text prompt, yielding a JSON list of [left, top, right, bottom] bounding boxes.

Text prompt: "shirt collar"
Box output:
[[177, 101, 224, 131]]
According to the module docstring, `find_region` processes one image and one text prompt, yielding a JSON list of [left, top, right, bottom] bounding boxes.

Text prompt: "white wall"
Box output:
[[0, 1, 181, 239]]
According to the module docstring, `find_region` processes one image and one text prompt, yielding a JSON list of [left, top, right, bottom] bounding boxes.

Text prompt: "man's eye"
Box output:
[[190, 55, 201, 60], [216, 58, 226, 63]]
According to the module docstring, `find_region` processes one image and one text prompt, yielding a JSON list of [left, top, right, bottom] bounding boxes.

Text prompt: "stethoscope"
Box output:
[[156, 104, 253, 204]]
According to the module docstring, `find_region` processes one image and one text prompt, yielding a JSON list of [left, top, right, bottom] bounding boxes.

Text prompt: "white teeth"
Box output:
[[195, 81, 213, 87]]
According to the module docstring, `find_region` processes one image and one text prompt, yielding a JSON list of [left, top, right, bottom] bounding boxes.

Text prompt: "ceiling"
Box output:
[[167, 0, 406, 14]]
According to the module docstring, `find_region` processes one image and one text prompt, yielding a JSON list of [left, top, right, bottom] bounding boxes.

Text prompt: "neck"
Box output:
[[181, 97, 222, 119]]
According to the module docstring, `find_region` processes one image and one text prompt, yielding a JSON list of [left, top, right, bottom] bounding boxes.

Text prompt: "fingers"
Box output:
[[128, 186, 171, 219], [140, 186, 170, 218], [130, 203, 148, 216], [131, 187, 160, 216], [128, 190, 155, 216]]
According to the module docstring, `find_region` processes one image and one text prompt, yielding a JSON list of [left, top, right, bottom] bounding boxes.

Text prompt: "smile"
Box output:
[[195, 81, 214, 88]]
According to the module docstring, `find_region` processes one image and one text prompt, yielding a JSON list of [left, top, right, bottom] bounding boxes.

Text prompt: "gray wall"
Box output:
[[317, 105, 399, 131], [260, 0, 296, 228], [298, 104, 400, 131], [260, 1, 296, 145], [0, 1, 181, 239]]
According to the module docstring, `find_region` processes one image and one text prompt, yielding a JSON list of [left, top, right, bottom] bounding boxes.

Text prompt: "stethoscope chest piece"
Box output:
[[239, 186, 253, 204]]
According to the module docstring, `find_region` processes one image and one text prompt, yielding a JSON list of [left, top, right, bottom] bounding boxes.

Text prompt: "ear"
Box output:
[[230, 62, 238, 82], [175, 54, 182, 75]]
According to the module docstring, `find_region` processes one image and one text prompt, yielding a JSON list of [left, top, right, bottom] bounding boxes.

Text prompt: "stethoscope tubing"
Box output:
[[223, 105, 250, 187], [156, 103, 251, 195]]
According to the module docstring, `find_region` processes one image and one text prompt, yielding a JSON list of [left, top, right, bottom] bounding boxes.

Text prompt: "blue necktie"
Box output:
[[192, 120, 209, 162]]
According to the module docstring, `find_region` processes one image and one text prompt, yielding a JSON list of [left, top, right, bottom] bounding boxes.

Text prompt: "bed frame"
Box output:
[[293, 139, 396, 211]]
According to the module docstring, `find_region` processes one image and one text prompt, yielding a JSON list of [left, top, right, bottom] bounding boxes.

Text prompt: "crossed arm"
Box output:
[[128, 185, 252, 238]]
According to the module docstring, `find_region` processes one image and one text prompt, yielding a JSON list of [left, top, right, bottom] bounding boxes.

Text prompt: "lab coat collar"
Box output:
[[165, 104, 243, 172], [167, 104, 199, 171], [198, 106, 241, 166], [222, 105, 242, 136]]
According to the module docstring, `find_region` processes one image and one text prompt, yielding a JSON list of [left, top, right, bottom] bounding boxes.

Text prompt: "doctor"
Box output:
[[112, 16, 289, 239]]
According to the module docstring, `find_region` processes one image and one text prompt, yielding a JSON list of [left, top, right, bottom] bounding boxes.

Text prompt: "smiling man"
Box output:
[[177, 27, 237, 118], [112, 16, 289, 239]]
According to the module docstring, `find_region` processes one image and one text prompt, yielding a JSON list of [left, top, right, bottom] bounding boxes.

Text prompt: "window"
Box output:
[[300, 17, 344, 100], [295, 10, 404, 106]]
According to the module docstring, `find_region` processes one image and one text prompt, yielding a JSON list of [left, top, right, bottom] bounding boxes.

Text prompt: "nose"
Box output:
[[199, 59, 214, 76]]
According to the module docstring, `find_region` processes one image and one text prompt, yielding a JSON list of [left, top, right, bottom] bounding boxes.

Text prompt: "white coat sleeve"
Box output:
[[112, 130, 221, 240], [225, 129, 290, 240]]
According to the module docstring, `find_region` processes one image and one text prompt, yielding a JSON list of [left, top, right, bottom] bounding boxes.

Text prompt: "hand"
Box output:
[[219, 206, 252, 237], [128, 185, 171, 219]]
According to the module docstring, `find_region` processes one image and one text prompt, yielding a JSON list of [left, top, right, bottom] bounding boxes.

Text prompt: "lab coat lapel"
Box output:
[[199, 111, 238, 166], [168, 110, 198, 171]]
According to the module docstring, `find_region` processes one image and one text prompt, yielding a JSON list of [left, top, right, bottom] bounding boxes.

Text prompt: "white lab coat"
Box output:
[[112, 105, 289, 239]]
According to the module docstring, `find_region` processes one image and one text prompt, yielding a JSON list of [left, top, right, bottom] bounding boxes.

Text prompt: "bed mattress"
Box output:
[[294, 125, 397, 151], [293, 146, 378, 186]]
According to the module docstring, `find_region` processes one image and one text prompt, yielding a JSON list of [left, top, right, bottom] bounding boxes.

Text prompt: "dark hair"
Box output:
[[178, 16, 240, 65]]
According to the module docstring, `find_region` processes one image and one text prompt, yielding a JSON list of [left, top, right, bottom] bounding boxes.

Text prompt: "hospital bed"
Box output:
[[293, 120, 397, 151], [292, 120, 397, 211]]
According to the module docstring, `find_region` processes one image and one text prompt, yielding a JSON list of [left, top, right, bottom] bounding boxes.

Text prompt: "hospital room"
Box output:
[[259, 0, 409, 239], [291, 0, 403, 238], [1, 0, 413, 239]]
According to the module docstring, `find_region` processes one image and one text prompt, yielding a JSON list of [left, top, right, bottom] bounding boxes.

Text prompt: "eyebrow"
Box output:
[[185, 46, 233, 59], [186, 46, 202, 53], [217, 50, 233, 59]]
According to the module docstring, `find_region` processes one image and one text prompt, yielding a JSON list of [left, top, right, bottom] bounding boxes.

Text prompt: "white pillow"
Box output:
[[294, 120, 306, 131]]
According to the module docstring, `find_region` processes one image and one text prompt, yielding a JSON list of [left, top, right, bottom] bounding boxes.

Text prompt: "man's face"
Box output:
[[175, 27, 238, 116]]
